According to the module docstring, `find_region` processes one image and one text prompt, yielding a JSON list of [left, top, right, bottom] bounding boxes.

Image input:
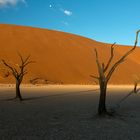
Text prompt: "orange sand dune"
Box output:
[[0, 24, 140, 84]]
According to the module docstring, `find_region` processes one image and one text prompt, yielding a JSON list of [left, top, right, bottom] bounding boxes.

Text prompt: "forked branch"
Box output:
[[104, 42, 116, 73], [106, 30, 140, 82]]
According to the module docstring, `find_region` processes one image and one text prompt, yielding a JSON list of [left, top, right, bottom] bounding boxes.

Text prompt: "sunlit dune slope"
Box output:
[[0, 24, 140, 84]]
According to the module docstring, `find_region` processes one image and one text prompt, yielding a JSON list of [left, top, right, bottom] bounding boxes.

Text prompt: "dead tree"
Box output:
[[91, 30, 140, 115], [2, 54, 34, 101], [132, 74, 140, 93]]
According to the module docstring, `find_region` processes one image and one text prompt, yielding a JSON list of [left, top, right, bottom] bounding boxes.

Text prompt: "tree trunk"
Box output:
[[134, 83, 137, 93], [98, 81, 107, 115], [15, 80, 22, 101]]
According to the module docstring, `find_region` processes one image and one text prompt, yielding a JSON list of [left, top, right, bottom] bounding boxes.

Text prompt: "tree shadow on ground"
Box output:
[[0, 88, 99, 102], [23, 88, 99, 101]]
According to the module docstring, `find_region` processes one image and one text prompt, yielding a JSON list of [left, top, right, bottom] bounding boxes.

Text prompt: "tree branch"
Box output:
[[90, 74, 99, 79], [104, 42, 116, 73], [2, 59, 18, 78], [18, 52, 24, 65], [106, 30, 140, 82], [23, 55, 31, 65], [23, 61, 35, 67], [94, 49, 105, 79]]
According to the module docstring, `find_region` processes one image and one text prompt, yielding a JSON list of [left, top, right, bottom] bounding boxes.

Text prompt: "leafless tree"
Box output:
[[91, 30, 140, 115], [132, 74, 140, 93], [2, 54, 34, 101]]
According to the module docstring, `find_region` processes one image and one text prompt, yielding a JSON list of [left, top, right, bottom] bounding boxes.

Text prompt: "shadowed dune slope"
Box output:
[[0, 24, 140, 84]]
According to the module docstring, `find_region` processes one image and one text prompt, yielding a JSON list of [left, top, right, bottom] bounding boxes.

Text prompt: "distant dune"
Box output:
[[0, 24, 140, 84]]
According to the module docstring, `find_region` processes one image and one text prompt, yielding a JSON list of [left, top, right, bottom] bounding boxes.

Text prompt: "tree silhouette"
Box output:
[[91, 30, 140, 115], [2, 54, 34, 101]]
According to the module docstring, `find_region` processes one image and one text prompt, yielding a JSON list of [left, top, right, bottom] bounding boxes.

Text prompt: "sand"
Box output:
[[0, 85, 140, 139], [0, 24, 140, 84]]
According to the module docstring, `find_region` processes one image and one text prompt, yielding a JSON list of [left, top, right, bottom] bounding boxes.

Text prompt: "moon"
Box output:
[[49, 5, 52, 8]]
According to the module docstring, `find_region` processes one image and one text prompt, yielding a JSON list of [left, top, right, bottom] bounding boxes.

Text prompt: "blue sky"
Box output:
[[0, 0, 140, 45]]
